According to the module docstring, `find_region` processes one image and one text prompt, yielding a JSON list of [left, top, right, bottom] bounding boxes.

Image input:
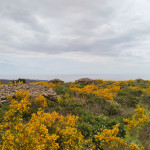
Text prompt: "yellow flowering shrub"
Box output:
[[8, 82, 13, 85], [68, 83, 80, 88], [57, 93, 76, 103], [95, 124, 143, 150], [129, 86, 138, 90], [82, 84, 97, 93], [64, 93, 70, 98], [123, 106, 148, 129], [0, 90, 89, 150], [0, 108, 86, 150], [31, 81, 56, 88], [34, 94, 48, 107], [122, 106, 148, 150], [57, 97, 63, 103], [142, 86, 150, 96], [93, 88, 114, 100], [15, 89, 30, 99], [93, 85, 120, 100], [13, 80, 23, 85], [71, 83, 120, 100], [71, 84, 96, 94], [95, 124, 127, 149], [7, 95, 13, 101], [96, 79, 106, 84], [1, 111, 59, 150], [71, 87, 82, 93]]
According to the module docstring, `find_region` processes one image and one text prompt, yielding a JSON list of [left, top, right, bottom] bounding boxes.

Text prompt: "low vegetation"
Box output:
[[0, 79, 150, 150]]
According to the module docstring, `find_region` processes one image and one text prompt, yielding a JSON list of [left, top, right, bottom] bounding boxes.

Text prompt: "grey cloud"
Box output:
[[0, 0, 150, 62]]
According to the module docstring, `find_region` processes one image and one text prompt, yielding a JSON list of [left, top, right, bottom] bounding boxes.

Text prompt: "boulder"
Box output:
[[49, 79, 64, 84], [75, 78, 93, 83], [0, 83, 58, 103]]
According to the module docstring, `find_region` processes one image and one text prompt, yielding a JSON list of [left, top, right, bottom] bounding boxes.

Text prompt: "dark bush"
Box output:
[[13, 78, 26, 84], [115, 95, 139, 107]]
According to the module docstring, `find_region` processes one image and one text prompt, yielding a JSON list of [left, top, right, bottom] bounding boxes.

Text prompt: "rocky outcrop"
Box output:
[[75, 78, 93, 83], [0, 83, 58, 103], [49, 79, 64, 84]]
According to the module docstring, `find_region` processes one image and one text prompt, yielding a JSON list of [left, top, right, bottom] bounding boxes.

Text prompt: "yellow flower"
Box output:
[[34, 94, 48, 107]]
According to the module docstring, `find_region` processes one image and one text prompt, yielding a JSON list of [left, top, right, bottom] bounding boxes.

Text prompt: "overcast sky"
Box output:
[[0, 0, 150, 79]]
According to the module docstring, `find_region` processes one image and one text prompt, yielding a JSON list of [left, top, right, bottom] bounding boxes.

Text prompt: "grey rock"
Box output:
[[49, 79, 64, 84], [75, 78, 93, 83], [0, 83, 58, 103]]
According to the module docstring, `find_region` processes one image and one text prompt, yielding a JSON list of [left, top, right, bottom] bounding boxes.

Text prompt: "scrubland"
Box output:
[[0, 79, 150, 150]]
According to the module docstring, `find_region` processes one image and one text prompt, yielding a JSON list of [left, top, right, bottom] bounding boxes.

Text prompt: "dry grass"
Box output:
[[139, 122, 150, 150]]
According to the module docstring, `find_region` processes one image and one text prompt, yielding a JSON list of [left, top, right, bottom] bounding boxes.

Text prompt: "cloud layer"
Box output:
[[0, 0, 150, 77]]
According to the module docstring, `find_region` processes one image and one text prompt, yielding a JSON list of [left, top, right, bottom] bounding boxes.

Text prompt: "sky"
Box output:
[[0, 0, 150, 80]]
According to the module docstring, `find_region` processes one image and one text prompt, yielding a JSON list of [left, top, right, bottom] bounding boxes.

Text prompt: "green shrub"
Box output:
[[143, 95, 150, 105], [76, 110, 120, 139], [0, 103, 10, 122], [54, 85, 72, 96], [105, 100, 122, 115], [76, 122, 95, 138], [115, 95, 139, 107]]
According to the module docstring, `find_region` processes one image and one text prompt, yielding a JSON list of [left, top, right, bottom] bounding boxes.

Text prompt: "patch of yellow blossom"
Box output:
[[13, 80, 23, 85], [96, 85, 120, 100], [32, 81, 56, 88], [71, 83, 120, 100], [70, 85, 95, 96], [0, 80, 24, 86], [0, 109, 86, 150], [142, 86, 150, 96], [71, 84, 97, 94], [4, 97, 31, 123], [7, 95, 13, 101], [8, 82, 13, 85], [129, 86, 138, 90], [1, 111, 59, 150], [123, 106, 148, 129], [95, 124, 126, 149], [93, 88, 114, 100], [57, 93, 76, 103], [15, 89, 30, 99], [57, 97, 63, 103], [96, 79, 106, 84], [111, 80, 136, 86], [82, 84, 98, 93], [68, 83, 81, 89], [0, 81, 5, 86], [34, 94, 48, 107], [0, 90, 89, 150], [129, 143, 143, 150], [95, 124, 143, 150]]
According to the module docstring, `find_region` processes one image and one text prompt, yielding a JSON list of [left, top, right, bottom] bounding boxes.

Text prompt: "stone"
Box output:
[[75, 78, 93, 83], [0, 83, 58, 103], [49, 79, 64, 84]]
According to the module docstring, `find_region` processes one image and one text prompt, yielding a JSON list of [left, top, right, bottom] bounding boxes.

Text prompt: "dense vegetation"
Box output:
[[0, 79, 150, 150]]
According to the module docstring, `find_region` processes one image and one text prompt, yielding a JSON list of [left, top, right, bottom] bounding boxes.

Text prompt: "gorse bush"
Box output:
[[0, 91, 90, 150], [95, 124, 144, 150]]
